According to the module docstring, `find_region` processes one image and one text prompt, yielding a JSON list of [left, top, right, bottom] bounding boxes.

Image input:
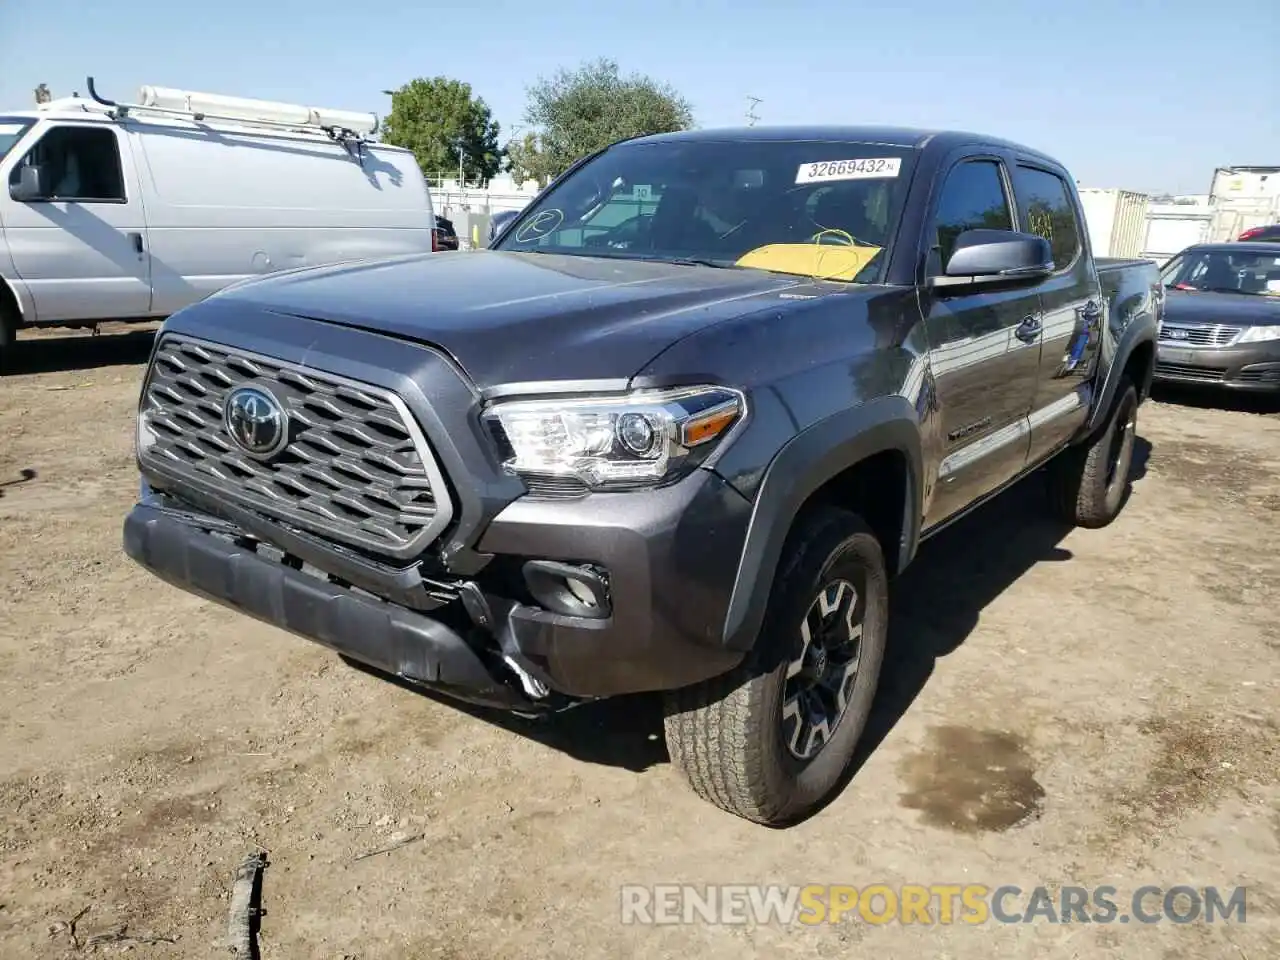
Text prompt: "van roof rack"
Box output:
[[83, 76, 378, 164]]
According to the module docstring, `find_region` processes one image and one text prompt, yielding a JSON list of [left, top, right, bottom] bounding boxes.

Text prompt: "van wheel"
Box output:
[[663, 507, 888, 825], [0, 304, 16, 375], [1047, 376, 1138, 528]]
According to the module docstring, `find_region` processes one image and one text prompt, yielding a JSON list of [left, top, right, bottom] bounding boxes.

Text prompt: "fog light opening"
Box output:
[[522, 560, 611, 619]]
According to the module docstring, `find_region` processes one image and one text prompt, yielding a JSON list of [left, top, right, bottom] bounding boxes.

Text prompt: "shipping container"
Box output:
[[1078, 188, 1151, 258], [1142, 203, 1213, 263], [1211, 166, 1280, 201], [1208, 166, 1280, 241]]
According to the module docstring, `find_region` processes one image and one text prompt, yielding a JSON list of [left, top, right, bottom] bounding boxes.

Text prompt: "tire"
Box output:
[[1047, 376, 1139, 528], [0, 303, 14, 375], [663, 507, 888, 825]]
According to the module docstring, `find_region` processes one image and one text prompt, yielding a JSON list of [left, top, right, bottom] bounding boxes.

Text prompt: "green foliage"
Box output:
[[381, 77, 503, 182], [519, 58, 693, 183], [504, 131, 547, 186]]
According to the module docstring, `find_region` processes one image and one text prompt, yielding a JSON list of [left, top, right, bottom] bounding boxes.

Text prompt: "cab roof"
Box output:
[[627, 125, 1061, 166], [1181, 242, 1280, 255]]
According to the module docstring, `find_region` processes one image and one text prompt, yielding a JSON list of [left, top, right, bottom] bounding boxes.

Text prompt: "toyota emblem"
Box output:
[[223, 385, 288, 458]]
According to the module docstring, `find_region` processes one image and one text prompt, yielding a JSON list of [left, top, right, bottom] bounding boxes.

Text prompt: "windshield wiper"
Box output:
[[662, 257, 737, 269]]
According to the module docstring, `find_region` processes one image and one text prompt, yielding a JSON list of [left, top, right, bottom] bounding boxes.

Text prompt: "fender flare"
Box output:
[[1085, 317, 1158, 435], [0, 276, 30, 328], [721, 394, 924, 651]]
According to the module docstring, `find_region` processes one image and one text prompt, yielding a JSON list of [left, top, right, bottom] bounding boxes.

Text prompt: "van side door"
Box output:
[[919, 153, 1044, 528], [2, 122, 152, 323], [1012, 162, 1102, 465]]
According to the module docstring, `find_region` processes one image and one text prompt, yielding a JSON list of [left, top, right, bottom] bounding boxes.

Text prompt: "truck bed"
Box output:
[[1096, 256, 1158, 272]]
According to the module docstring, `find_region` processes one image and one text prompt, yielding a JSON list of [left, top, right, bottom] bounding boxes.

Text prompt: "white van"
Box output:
[[0, 79, 436, 365]]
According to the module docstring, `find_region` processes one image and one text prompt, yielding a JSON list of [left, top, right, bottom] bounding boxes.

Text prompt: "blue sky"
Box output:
[[2, 0, 1276, 195]]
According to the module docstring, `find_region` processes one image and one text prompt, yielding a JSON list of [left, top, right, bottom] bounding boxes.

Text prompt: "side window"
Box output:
[[9, 126, 125, 202], [1012, 166, 1081, 270], [930, 160, 1013, 273]]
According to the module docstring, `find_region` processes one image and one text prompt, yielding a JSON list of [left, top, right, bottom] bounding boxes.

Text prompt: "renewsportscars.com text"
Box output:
[[620, 883, 1248, 926]]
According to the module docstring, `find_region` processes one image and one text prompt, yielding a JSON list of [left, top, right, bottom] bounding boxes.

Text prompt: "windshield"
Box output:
[[493, 138, 918, 283], [1161, 248, 1280, 297], [0, 118, 34, 163]]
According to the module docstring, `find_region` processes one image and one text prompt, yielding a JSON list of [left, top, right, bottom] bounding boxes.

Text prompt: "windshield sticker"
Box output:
[[514, 209, 565, 242], [795, 158, 901, 184]]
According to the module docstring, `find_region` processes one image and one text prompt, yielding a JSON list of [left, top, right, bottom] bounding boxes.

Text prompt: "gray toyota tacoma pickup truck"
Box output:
[[123, 126, 1163, 825]]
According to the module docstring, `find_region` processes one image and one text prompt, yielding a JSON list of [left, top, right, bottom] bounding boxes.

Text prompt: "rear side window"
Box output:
[[9, 126, 125, 202], [1013, 166, 1081, 270], [930, 160, 1013, 273]]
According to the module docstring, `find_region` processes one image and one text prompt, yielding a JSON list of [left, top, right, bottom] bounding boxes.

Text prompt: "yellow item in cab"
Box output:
[[734, 239, 883, 282]]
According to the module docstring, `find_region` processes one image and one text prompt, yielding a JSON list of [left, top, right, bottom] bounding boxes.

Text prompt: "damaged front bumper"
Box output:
[[123, 465, 751, 712], [123, 496, 556, 714]]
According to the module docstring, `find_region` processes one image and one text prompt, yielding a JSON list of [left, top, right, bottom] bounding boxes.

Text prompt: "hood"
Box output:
[[214, 251, 823, 389], [1164, 289, 1280, 328]]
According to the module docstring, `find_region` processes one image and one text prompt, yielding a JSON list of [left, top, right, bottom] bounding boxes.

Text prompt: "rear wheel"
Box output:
[[1047, 376, 1138, 528], [663, 507, 888, 825]]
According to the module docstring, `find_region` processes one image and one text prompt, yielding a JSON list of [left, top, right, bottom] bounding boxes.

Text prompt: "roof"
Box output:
[[1182, 241, 1280, 254], [1, 102, 413, 153], [625, 125, 1056, 162], [1215, 165, 1280, 174]]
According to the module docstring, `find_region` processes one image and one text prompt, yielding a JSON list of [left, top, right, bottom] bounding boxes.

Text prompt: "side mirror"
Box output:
[[9, 163, 46, 203], [929, 229, 1053, 290]]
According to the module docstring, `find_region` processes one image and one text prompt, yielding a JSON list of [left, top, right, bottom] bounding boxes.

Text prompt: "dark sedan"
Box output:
[[434, 215, 459, 251], [487, 207, 521, 245], [1154, 242, 1280, 391]]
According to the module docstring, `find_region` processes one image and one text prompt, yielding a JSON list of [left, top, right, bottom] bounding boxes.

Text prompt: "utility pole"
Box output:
[[745, 96, 762, 127]]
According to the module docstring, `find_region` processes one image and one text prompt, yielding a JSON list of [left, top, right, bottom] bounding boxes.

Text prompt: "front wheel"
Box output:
[[663, 507, 888, 825], [1046, 376, 1139, 528]]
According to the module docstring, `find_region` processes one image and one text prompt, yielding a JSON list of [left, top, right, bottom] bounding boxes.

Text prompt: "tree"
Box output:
[[381, 77, 503, 183], [504, 131, 554, 186], [520, 58, 693, 183]]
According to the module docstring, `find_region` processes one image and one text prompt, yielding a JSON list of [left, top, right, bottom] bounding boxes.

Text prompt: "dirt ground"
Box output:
[[1, 324, 1278, 960]]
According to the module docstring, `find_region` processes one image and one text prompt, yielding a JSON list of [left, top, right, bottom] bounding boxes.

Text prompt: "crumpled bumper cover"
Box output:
[[123, 502, 533, 711]]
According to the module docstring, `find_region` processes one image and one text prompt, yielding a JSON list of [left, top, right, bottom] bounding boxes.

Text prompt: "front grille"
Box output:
[[1158, 323, 1240, 347], [1154, 361, 1226, 382], [139, 334, 454, 559]]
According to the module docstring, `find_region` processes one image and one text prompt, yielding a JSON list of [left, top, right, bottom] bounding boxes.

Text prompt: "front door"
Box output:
[[921, 156, 1044, 527], [1011, 163, 1102, 466], [2, 122, 151, 323]]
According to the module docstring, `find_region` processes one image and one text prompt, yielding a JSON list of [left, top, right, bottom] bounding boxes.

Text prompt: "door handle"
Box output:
[[128, 231, 144, 255], [1015, 315, 1042, 343]]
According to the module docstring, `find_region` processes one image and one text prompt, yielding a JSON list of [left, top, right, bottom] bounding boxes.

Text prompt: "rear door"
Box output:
[[1011, 163, 1102, 465], [2, 122, 152, 322], [920, 153, 1044, 527]]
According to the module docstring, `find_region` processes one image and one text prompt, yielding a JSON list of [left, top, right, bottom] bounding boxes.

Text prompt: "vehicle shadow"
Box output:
[[4, 327, 157, 376], [1151, 382, 1280, 416], [342, 660, 668, 773], [355, 444, 1154, 807]]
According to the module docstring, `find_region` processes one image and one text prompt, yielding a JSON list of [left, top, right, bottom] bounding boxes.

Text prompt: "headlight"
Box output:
[[1237, 325, 1280, 344], [483, 385, 746, 491]]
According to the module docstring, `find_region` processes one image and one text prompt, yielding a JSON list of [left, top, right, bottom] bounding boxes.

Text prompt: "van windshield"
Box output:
[[493, 138, 918, 283], [0, 118, 34, 162]]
